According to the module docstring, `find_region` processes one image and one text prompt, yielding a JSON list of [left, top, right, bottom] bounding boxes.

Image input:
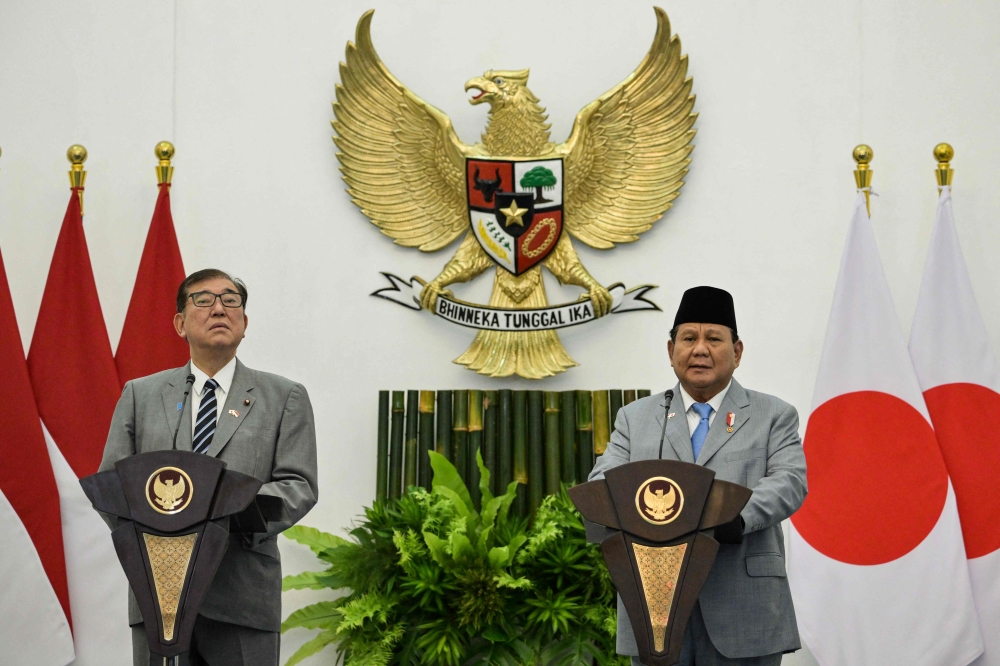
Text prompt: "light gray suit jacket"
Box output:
[[589, 379, 806, 659], [98, 359, 318, 632]]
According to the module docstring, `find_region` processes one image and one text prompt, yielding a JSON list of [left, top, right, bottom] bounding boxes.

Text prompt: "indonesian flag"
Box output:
[[788, 192, 983, 665], [0, 248, 75, 665], [909, 186, 1000, 666], [115, 182, 187, 385], [27, 190, 131, 665]]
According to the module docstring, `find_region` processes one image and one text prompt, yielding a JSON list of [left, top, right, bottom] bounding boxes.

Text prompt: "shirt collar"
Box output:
[[678, 379, 733, 415], [191, 356, 237, 396]]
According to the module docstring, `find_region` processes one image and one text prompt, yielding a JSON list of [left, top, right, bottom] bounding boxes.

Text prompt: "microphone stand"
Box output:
[[172, 374, 196, 450], [657, 389, 675, 459]]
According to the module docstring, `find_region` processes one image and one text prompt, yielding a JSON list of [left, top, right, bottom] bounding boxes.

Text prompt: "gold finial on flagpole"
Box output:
[[67, 144, 88, 215], [853, 144, 874, 216], [155, 141, 175, 185], [934, 143, 954, 188]]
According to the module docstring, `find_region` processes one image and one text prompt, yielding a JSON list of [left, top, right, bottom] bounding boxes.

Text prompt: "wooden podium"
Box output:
[[569, 460, 751, 666], [81, 450, 263, 666]]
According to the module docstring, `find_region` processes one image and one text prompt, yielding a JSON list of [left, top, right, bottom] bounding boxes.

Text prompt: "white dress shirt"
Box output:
[[190, 356, 237, 435], [677, 379, 733, 436]]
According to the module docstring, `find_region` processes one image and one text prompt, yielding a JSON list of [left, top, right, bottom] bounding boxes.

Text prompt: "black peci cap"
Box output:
[[673, 286, 737, 334]]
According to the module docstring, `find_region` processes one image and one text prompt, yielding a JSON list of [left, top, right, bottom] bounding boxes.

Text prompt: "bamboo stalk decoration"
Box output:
[[376, 391, 389, 501], [498, 389, 514, 492], [483, 390, 498, 496], [527, 391, 545, 515], [576, 390, 594, 482], [592, 390, 610, 458], [453, 390, 470, 486], [404, 391, 419, 490], [609, 390, 623, 433], [513, 390, 528, 517], [436, 390, 453, 461], [560, 390, 577, 484], [389, 391, 405, 500], [543, 392, 561, 496], [623, 390, 637, 406], [637, 389, 651, 399], [468, 389, 484, 507], [418, 391, 435, 489]]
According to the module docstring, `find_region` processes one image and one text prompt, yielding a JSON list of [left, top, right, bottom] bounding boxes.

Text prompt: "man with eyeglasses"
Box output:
[[98, 268, 318, 666]]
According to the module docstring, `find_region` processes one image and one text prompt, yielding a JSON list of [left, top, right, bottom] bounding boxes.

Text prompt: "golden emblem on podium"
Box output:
[[334, 7, 696, 378], [146, 467, 193, 515], [636, 477, 684, 525]]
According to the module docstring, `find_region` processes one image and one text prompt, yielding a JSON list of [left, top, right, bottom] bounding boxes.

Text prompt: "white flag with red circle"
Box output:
[[909, 186, 1000, 666], [788, 192, 983, 665]]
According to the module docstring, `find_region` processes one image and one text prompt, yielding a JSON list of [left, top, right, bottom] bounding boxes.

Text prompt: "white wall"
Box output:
[[3, 1, 1000, 664]]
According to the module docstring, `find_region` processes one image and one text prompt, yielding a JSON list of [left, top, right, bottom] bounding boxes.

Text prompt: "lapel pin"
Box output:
[[667, 413, 676, 419], [244, 398, 250, 405], [726, 412, 735, 433], [177, 402, 183, 411], [229, 409, 240, 418]]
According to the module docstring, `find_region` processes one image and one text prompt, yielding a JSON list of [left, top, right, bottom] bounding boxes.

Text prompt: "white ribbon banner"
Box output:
[[372, 272, 659, 331]]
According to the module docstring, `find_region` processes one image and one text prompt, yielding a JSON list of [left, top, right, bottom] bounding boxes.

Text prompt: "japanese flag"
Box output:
[[787, 192, 983, 665], [909, 186, 1000, 666]]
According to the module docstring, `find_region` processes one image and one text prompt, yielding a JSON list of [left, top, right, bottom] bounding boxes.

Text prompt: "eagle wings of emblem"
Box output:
[[334, 7, 696, 378], [153, 474, 186, 511]]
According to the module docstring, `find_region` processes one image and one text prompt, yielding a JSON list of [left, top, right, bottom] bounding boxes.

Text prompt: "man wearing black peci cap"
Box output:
[[590, 286, 807, 666]]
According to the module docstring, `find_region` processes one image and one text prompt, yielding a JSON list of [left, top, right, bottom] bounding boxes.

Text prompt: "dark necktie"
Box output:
[[193, 378, 219, 454]]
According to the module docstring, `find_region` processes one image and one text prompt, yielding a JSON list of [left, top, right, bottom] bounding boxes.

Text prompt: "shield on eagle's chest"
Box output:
[[467, 157, 564, 275]]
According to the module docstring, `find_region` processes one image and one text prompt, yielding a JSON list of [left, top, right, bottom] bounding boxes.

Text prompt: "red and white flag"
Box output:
[[788, 192, 983, 665], [909, 186, 1000, 666], [27, 190, 131, 665], [0, 248, 75, 665], [115, 181, 187, 385]]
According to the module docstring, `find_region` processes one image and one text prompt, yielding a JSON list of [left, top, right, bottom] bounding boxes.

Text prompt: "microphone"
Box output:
[[172, 374, 196, 450], [657, 389, 675, 459]]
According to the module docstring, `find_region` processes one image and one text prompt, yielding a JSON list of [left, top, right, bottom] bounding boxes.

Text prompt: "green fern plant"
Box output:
[[281, 450, 627, 666]]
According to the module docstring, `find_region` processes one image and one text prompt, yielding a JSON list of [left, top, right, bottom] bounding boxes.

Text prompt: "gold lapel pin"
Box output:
[[243, 398, 250, 405], [229, 409, 240, 418], [726, 412, 735, 433]]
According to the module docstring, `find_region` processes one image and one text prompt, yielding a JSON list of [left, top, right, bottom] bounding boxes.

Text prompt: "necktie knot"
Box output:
[[692, 402, 712, 420], [203, 378, 219, 393]]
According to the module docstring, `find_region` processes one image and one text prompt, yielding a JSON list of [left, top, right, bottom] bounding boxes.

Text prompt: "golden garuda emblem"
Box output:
[[334, 7, 696, 378], [146, 467, 193, 515]]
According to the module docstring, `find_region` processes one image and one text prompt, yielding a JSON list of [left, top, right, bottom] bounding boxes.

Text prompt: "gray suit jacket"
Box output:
[[589, 379, 806, 659], [98, 359, 318, 632]]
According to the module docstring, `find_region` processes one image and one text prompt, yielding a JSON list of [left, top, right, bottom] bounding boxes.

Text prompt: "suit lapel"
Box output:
[[205, 359, 256, 458], [656, 384, 695, 463], [696, 379, 751, 466], [161, 363, 194, 452]]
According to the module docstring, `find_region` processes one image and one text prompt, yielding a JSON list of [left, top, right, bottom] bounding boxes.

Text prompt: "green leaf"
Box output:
[[477, 523, 494, 554], [284, 629, 337, 666], [433, 485, 470, 518], [495, 571, 532, 589], [477, 449, 495, 506], [488, 545, 511, 569], [506, 534, 528, 561], [281, 569, 338, 591], [281, 601, 343, 632], [497, 480, 519, 525], [428, 450, 473, 511], [423, 531, 448, 566], [450, 530, 474, 560], [282, 525, 350, 555]]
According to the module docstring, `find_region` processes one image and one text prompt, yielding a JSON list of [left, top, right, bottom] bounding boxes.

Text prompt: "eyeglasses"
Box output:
[[188, 291, 244, 308]]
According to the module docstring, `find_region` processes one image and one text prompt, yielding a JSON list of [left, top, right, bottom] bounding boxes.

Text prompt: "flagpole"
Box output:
[[853, 144, 873, 216], [156, 141, 175, 185], [934, 143, 954, 188], [67, 144, 87, 216]]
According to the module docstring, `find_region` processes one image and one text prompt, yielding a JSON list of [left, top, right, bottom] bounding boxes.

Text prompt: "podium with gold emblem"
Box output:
[[81, 450, 263, 666], [569, 460, 751, 666]]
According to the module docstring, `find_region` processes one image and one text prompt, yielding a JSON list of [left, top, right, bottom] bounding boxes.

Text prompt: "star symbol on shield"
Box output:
[[499, 200, 528, 227]]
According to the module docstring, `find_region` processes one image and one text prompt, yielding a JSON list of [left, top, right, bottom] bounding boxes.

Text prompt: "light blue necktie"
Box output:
[[691, 402, 713, 460]]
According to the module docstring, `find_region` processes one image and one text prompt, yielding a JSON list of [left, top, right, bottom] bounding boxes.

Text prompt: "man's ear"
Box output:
[[173, 312, 187, 339], [733, 339, 744, 367], [667, 338, 675, 365]]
